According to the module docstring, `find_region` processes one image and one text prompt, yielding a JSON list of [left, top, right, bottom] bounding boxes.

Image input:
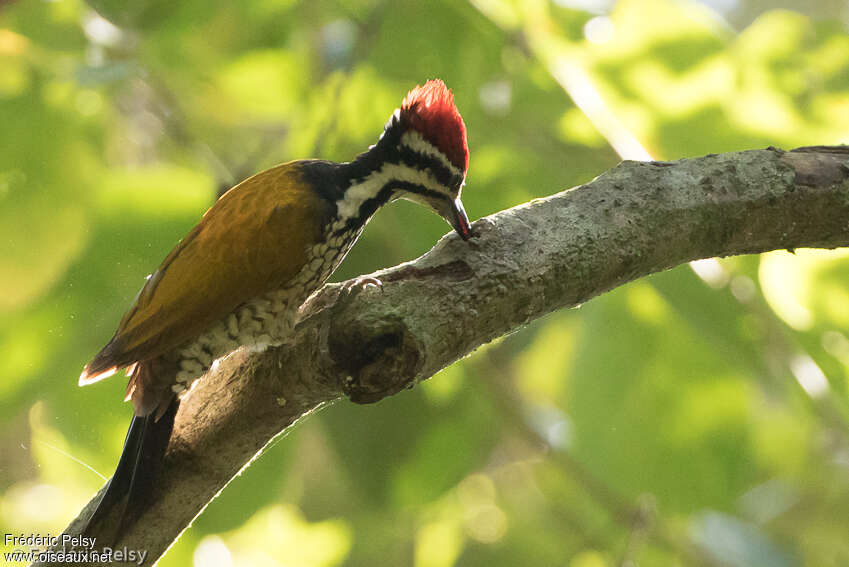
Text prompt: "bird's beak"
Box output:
[[444, 197, 472, 240]]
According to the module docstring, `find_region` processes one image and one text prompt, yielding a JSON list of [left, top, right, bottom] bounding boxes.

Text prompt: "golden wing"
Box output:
[[81, 161, 331, 382]]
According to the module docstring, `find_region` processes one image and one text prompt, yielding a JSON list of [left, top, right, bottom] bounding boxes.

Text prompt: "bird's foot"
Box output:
[[340, 276, 383, 298]]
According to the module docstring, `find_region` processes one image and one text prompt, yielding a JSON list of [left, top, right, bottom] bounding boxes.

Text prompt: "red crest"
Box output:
[[400, 80, 469, 173]]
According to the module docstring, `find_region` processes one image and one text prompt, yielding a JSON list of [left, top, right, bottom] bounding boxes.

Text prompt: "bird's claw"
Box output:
[[340, 276, 383, 297]]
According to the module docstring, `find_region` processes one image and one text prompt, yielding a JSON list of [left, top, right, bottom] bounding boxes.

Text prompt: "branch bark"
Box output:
[[37, 146, 849, 566]]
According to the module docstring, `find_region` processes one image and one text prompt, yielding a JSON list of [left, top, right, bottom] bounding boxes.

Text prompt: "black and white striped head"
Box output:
[[331, 79, 472, 239], [393, 79, 471, 239]]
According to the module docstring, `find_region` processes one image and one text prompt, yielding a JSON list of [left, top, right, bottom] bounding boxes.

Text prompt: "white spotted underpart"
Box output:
[[169, 130, 457, 396], [170, 220, 362, 395]]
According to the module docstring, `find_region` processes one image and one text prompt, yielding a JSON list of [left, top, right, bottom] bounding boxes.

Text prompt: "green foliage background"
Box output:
[[2, 0, 849, 565]]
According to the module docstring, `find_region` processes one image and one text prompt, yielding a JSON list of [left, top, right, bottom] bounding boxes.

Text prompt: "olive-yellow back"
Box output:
[[84, 162, 331, 378]]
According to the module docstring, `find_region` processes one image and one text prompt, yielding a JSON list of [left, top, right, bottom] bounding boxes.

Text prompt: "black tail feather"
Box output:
[[82, 400, 178, 539]]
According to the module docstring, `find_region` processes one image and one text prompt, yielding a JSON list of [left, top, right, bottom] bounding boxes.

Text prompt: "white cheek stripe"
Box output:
[[335, 162, 449, 219], [400, 130, 463, 177], [335, 176, 381, 220]]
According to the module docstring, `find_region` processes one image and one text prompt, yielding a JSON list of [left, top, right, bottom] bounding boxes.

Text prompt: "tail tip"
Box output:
[[79, 365, 118, 386]]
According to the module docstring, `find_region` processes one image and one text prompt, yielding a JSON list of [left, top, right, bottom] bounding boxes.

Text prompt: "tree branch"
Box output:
[[37, 146, 849, 566]]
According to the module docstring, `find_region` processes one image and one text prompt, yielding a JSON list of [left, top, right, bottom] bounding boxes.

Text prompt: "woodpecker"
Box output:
[[78, 79, 472, 534]]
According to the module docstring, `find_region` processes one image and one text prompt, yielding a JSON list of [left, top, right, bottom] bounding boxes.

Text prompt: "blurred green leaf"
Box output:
[[691, 512, 797, 567]]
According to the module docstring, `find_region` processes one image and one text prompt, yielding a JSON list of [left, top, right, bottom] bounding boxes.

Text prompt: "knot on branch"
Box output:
[[328, 314, 424, 404]]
